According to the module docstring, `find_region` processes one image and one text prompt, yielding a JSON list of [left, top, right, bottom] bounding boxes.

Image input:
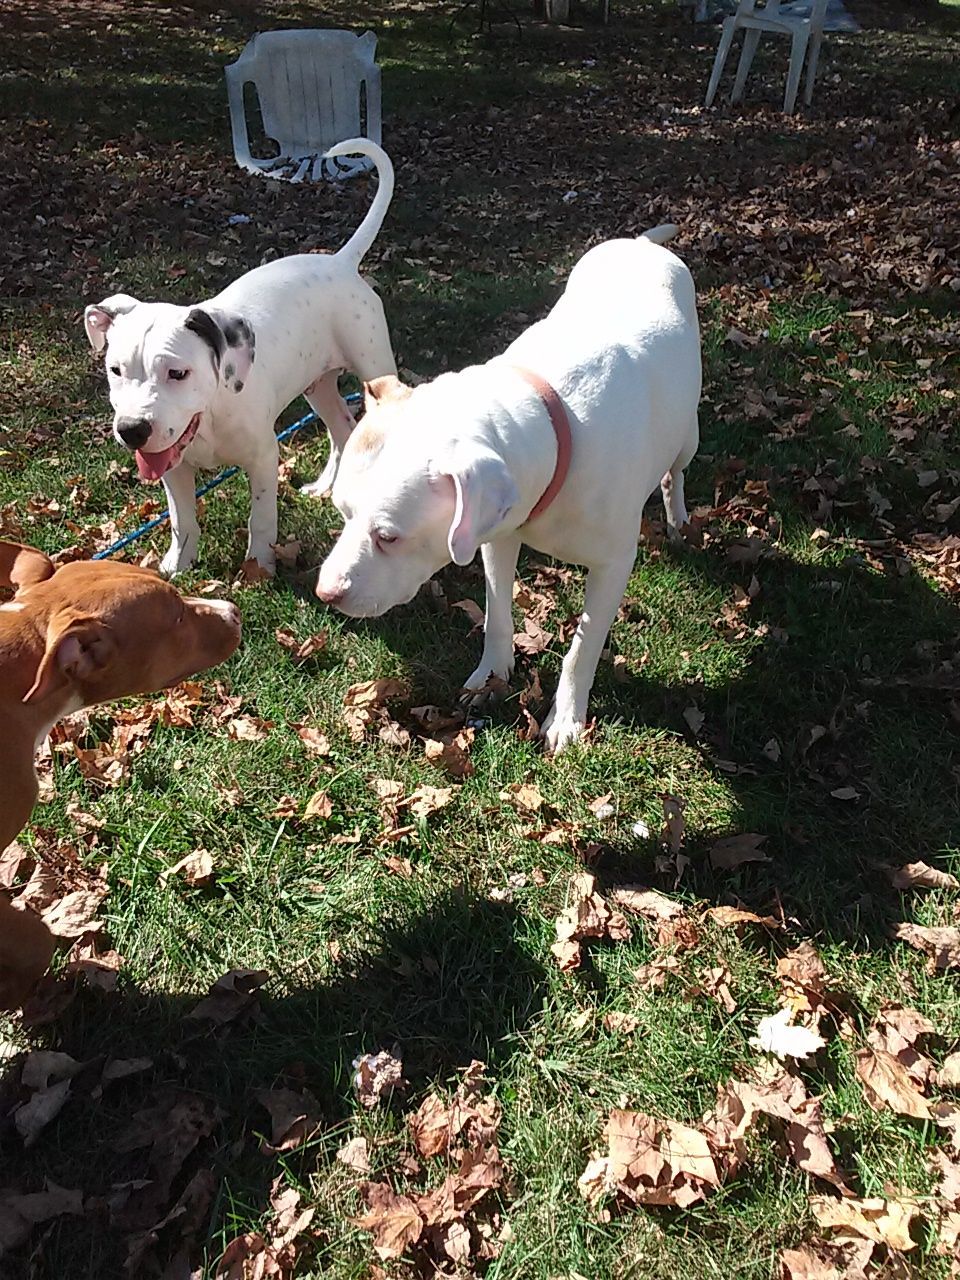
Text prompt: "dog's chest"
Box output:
[[181, 428, 221, 471]]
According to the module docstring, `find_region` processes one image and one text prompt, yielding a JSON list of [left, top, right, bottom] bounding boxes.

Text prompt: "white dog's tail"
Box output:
[[642, 223, 678, 245], [325, 138, 395, 266]]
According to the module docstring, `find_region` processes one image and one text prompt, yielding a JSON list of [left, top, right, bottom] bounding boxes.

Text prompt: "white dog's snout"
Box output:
[[315, 571, 350, 605]]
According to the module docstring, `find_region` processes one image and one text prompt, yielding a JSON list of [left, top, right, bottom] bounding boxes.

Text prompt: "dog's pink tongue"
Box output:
[[136, 445, 177, 482]]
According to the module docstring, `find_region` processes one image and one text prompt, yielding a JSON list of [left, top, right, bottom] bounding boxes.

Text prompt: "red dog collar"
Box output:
[[511, 365, 572, 522]]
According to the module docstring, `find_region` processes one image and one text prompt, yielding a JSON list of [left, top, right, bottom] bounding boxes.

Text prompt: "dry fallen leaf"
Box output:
[[336, 1136, 371, 1173], [13, 1050, 83, 1147], [344, 678, 410, 708], [608, 885, 685, 921], [706, 1073, 850, 1193], [354, 1183, 424, 1261], [409, 1084, 501, 1159], [936, 1051, 960, 1090], [709, 833, 769, 871], [0, 1183, 84, 1254], [705, 904, 781, 930], [402, 785, 455, 821], [218, 1176, 315, 1278], [551, 873, 631, 971], [779, 1238, 877, 1280], [776, 941, 830, 1015], [423, 728, 475, 778], [236, 557, 272, 584], [275, 627, 326, 663], [295, 725, 331, 757], [854, 1045, 932, 1119], [159, 849, 214, 889], [892, 922, 960, 972], [579, 1108, 719, 1209], [603, 1011, 641, 1035], [811, 1194, 921, 1252], [255, 1087, 322, 1153], [354, 1049, 406, 1110], [451, 598, 485, 628], [499, 781, 544, 814], [750, 1008, 827, 1061], [224, 714, 273, 743], [889, 861, 959, 891], [303, 790, 333, 821], [186, 969, 268, 1024]]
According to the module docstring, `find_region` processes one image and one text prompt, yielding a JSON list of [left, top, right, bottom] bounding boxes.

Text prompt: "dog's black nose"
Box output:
[[116, 417, 151, 449]]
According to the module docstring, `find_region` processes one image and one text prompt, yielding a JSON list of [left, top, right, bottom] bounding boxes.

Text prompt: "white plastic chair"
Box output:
[[704, 0, 828, 115], [225, 30, 381, 182]]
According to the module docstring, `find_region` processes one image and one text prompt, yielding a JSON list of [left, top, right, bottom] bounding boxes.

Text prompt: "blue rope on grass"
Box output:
[[92, 392, 361, 561]]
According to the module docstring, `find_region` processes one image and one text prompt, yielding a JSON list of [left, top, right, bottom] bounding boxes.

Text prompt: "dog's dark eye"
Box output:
[[109, 364, 121, 376], [168, 368, 189, 381], [375, 530, 398, 548]]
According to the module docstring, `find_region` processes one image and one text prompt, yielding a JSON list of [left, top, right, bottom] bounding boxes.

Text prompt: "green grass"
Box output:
[[2, 1, 960, 1277]]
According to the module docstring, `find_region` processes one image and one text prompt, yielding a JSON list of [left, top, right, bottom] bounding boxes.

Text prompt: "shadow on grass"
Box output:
[[2, 890, 545, 1274], [584, 543, 959, 939]]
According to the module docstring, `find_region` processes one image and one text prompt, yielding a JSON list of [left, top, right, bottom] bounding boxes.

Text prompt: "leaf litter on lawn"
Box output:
[[354, 1061, 507, 1267]]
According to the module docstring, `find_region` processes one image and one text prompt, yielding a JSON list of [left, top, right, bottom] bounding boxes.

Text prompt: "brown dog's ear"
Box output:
[[363, 375, 412, 409], [23, 618, 116, 704], [0, 541, 56, 594]]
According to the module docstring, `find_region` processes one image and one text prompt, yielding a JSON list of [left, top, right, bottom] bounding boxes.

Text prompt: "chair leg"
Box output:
[[704, 19, 737, 109], [784, 28, 808, 113], [730, 28, 761, 104], [803, 31, 822, 106]]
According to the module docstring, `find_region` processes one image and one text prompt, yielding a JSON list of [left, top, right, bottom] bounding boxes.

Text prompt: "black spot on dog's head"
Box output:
[[224, 362, 235, 380], [234, 380, 244, 394]]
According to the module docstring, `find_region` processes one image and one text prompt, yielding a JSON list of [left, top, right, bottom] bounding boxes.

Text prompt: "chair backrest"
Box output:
[[226, 29, 381, 160]]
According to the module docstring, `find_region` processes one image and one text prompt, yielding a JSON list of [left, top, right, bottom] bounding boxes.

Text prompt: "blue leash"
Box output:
[[92, 393, 360, 561]]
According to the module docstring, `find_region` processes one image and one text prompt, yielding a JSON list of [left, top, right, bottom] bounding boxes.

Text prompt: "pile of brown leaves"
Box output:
[[353, 1062, 507, 1268]]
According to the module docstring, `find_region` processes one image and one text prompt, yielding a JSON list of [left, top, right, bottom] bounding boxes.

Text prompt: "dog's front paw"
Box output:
[[159, 545, 196, 578], [244, 546, 277, 578], [539, 703, 586, 755], [459, 658, 513, 707]]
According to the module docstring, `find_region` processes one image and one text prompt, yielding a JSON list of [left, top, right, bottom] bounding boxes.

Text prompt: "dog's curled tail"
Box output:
[[642, 223, 679, 245], [326, 137, 395, 266]]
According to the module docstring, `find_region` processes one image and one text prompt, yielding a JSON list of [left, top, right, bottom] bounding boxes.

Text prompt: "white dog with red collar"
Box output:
[[84, 138, 398, 577], [315, 226, 701, 753]]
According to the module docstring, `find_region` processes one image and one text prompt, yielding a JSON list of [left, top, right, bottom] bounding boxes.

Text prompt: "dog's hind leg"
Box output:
[[661, 427, 698, 533], [301, 370, 357, 498]]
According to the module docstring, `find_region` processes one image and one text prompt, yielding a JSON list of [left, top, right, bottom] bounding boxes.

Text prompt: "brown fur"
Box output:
[[0, 541, 241, 1009]]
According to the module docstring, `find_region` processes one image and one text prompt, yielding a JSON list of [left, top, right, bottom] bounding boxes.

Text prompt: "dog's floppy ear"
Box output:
[[364, 375, 411, 410], [185, 308, 255, 393], [0, 541, 56, 594], [84, 293, 140, 352], [23, 617, 116, 704], [435, 446, 518, 567]]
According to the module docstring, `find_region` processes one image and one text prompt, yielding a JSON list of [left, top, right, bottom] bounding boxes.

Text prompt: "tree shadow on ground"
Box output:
[[1, 891, 546, 1276]]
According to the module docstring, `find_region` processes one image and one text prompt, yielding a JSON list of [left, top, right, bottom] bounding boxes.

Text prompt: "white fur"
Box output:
[[316, 230, 702, 753], [84, 138, 398, 577]]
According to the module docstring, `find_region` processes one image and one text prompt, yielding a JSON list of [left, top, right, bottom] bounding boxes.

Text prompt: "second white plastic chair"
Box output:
[[704, 0, 828, 115]]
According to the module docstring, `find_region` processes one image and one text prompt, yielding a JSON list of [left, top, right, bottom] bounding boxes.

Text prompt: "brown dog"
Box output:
[[0, 541, 241, 1008]]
